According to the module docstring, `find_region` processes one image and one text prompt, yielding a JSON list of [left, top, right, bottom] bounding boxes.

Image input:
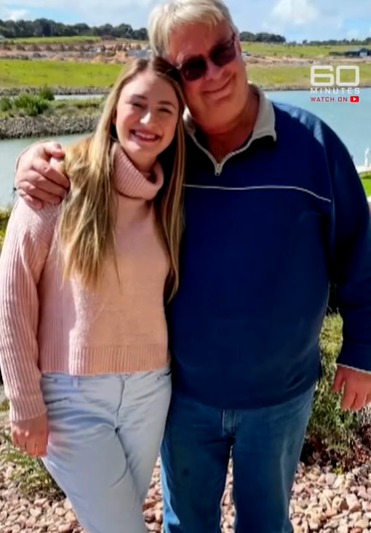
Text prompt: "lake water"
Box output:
[[54, 94, 105, 100], [1, 88, 371, 207]]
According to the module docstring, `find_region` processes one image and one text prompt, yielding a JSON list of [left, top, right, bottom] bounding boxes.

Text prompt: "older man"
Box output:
[[12, 1, 371, 532]]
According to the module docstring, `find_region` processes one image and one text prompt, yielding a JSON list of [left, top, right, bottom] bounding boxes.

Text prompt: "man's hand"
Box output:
[[15, 141, 69, 209], [333, 365, 371, 410], [11, 413, 49, 457]]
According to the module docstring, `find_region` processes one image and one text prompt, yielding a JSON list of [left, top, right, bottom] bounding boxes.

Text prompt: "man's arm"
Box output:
[[14, 141, 69, 209], [325, 126, 371, 410]]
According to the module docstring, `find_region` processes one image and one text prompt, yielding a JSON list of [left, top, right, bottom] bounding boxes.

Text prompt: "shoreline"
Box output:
[[0, 115, 98, 140], [0, 86, 109, 96], [1, 82, 370, 97]]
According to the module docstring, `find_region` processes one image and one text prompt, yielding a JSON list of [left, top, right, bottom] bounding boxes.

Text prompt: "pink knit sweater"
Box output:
[[0, 146, 170, 422]]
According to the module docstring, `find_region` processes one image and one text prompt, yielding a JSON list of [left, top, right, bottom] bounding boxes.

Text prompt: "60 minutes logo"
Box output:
[[310, 65, 361, 103]]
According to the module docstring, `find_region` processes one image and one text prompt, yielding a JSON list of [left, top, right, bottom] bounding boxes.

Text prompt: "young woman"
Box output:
[[0, 56, 185, 533]]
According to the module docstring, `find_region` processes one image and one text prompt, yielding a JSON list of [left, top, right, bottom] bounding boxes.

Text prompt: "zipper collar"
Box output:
[[184, 83, 277, 176]]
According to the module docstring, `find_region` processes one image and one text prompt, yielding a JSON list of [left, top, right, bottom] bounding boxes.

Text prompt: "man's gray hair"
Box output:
[[148, 0, 237, 57]]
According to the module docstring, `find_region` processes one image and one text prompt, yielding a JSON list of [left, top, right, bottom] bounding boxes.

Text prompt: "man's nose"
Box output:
[[204, 59, 223, 81]]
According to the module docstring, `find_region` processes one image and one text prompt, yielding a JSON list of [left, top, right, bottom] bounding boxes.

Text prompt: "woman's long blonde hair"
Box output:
[[58, 56, 186, 301]]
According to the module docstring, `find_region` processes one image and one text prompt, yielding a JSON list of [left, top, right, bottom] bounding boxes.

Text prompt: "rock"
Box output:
[[2, 427, 371, 533], [34, 498, 48, 507], [25, 516, 37, 527], [0, 115, 99, 140], [354, 517, 369, 528], [326, 473, 338, 486], [57, 525, 74, 533], [30, 508, 42, 518], [63, 499, 73, 511], [65, 510, 76, 522]]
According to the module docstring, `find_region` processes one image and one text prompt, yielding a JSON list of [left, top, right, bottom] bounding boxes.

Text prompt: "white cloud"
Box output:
[[264, 0, 371, 40], [1, 1, 153, 27], [272, 0, 319, 26], [0, 8, 28, 21], [346, 29, 360, 40]]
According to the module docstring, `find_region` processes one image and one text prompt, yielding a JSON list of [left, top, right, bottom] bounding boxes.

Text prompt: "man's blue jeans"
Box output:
[[161, 385, 315, 533]]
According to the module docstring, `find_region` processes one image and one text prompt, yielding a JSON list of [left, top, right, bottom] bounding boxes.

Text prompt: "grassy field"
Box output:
[[3, 35, 100, 44], [0, 59, 122, 88], [248, 63, 371, 88], [1, 58, 371, 89], [361, 173, 371, 196], [241, 42, 370, 57]]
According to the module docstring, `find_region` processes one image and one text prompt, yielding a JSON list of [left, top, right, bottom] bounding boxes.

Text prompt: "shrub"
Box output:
[[0, 92, 52, 117], [0, 207, 10, 248], [0, 430, 63, 498], [12, 93, 50, 116], [0, 96, 13, 112], [38, 85, 55, 101], [307, 314, 360, 450]]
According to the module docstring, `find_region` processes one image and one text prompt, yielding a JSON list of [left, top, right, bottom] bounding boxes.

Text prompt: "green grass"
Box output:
[[0, 398, 9, 412], [247, 63, 371, 88], [360, 173, 371, 196], [2, 59, 371, 90], [0, 429, 64, 498], [241, 42, 371, 57], [52, 97, 103, 109], [0, 208, 10, 247], [4, 35, 100, 44], [0, 93, 103, 119], [0, 59, 123, 88], [48, 97, 103, 117]]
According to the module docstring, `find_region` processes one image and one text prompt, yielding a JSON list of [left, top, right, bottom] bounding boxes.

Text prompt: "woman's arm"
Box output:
[[0, 199, 58, 421]]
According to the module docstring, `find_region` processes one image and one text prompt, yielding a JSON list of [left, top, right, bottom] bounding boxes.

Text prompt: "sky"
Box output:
[[1, 0, 371, 42]]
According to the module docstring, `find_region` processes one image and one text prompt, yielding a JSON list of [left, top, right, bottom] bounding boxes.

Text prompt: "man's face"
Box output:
[[167, 20, 247, 133]]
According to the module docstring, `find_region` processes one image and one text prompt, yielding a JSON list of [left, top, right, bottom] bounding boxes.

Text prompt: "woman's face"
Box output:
[[115, 69, 180, 172]]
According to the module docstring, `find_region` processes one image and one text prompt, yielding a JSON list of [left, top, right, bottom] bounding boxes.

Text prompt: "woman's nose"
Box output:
[[140, 111, 154, 125]]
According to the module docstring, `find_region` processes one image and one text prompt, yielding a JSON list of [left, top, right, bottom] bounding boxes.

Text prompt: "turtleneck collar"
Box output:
[[113, 144, 164, 201]]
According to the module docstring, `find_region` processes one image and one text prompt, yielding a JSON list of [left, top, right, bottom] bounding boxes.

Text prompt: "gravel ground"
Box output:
[[3, 457, 371, 533], [2, 400, 371, 533]]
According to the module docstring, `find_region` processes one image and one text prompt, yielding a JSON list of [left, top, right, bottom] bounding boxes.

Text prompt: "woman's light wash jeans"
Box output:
[[40, 366, 172, 533]]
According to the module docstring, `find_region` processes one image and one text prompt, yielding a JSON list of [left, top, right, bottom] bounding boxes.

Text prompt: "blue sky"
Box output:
[[1, 0, 371, 42]]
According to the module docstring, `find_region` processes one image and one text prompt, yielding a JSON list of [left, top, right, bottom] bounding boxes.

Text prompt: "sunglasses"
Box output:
[[177, 34, 237, 82]]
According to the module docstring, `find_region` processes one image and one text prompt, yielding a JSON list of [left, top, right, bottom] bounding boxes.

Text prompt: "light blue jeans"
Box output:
[[40, 366, 172, 533]]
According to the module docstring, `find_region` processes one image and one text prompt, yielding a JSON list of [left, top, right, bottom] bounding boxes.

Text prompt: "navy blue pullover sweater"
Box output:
[[166, 98, 371, 409]]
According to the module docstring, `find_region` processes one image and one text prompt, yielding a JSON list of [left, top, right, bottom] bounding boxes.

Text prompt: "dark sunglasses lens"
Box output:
[[212, 41, 236, 67], [181, 58, 207, 81]]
